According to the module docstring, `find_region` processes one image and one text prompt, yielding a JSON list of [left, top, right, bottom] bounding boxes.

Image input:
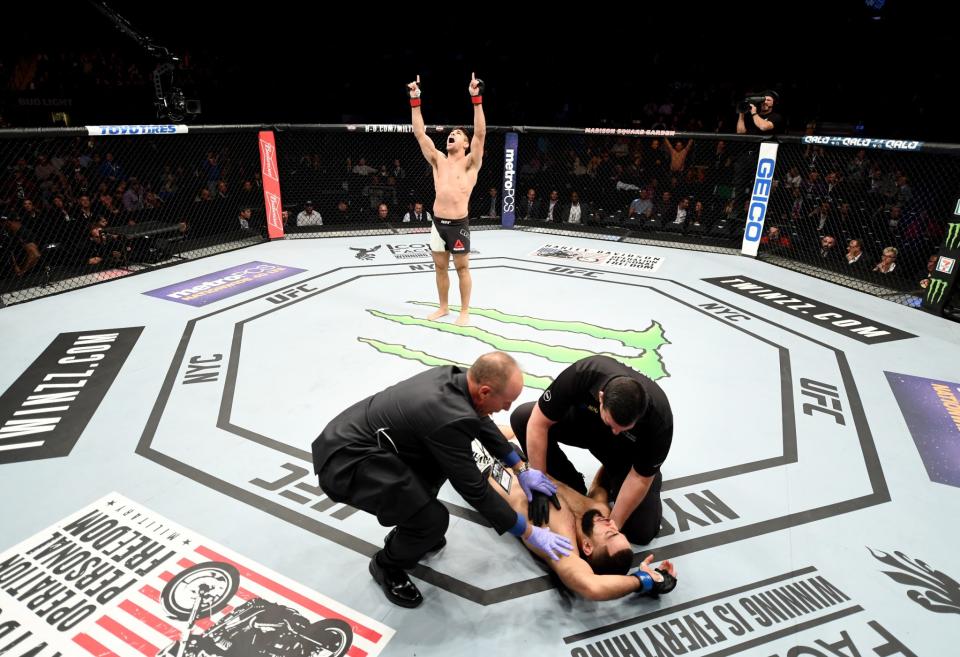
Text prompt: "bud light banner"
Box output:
[[740, 141, 779, 257], [501, 132, 518, 228]]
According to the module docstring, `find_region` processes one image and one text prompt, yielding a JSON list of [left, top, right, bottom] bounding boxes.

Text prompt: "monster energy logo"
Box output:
[[357, 302, 670, 388], [946, 223, 960, 251], [927, 278, 949, 304]]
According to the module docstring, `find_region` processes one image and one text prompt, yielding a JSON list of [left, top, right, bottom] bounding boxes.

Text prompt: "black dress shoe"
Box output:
[[383, 527, 447, 554], [369, 555, 423, 608]]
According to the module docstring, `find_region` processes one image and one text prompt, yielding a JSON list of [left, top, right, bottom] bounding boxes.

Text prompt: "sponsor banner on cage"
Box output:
[[86, 125, 188, 136], [703, 276, 916, 344], [885, 372, 960, 488], [922, 221, 960, 312], [801, 135, 923, 151], [0, 493, 394, 657], [529, 244, 664, 271], [740, 142, 779, 257], [361, 124, 414, 133], [0, 328, 142, 464], [501, 132, 518, 228], [583, 127, 676, 136], [145, 262, 306, 306], [258, 131, 285, 239]]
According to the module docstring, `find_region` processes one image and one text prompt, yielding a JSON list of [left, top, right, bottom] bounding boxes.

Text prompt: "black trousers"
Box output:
[[510, 401, 663, 545], [733, 149, 758, 207], [318, 448, 449, 570]]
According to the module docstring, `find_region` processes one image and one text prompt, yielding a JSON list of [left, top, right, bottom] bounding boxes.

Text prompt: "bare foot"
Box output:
[[454, 311, 470, 326], [427, 307, 449, 321]]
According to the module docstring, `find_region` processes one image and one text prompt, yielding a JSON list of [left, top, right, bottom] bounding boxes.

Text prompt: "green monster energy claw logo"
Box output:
[[357, 302, 670, 389], [947, 223, 960, 251], [927, 278, 949, 304]]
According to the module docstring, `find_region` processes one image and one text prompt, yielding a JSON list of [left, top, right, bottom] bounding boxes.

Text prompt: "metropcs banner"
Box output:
[[501, 132, 518, 228], [144, 262, 305, 307]]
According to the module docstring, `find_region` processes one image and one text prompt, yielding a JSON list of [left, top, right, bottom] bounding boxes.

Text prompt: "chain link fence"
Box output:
[[758, 139, 960, 307], [4, 124, 959, 318], [1, 127, 266, 304], [274, 127, 505, 236], [505, 129, 759, 254], [273, 127, 763, 256]]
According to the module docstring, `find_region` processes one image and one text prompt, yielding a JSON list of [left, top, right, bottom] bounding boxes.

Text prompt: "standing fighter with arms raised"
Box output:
[[408, 73, 485, 326]]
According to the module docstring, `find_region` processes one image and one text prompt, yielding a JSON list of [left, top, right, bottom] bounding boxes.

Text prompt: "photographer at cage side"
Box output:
[[736, 90, 784, 136]]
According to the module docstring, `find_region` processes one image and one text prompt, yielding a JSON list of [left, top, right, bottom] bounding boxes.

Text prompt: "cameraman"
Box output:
[[736, 90, 784, 135], [732, 90, 784, 206]]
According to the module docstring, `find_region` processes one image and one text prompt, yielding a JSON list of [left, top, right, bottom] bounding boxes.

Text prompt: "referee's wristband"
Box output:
[[410, 98, 421, 108], [471, 95, 483, 105]]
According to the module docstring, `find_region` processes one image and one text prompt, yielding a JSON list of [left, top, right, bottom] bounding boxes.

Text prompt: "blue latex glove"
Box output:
[[526, 525, 574, 561], [517, 466, 558, 501]]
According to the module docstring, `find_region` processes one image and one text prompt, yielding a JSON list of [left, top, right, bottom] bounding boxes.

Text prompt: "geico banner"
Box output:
[[741, 141, 779, 257]]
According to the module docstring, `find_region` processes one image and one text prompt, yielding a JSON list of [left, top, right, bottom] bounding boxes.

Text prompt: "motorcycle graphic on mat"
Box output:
[[157, 561, 353, 657]]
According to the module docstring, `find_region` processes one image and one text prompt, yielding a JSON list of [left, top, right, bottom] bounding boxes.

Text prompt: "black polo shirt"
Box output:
[[538, 355, 672, 477]]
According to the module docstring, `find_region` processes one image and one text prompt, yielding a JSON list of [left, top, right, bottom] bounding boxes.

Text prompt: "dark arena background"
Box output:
[[1, 3, 958, 657]]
